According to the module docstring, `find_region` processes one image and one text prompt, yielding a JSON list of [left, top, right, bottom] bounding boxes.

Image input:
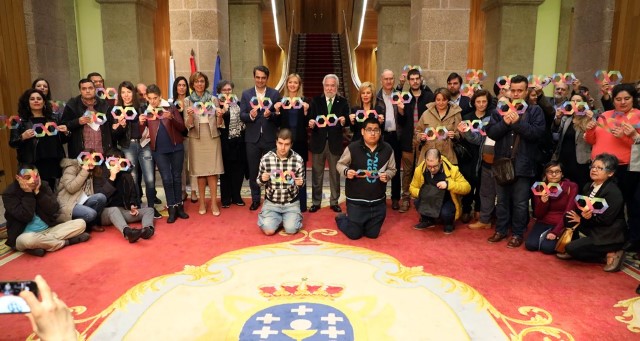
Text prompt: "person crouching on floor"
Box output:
[[410, 148, 471, 234], [256, 128, 306, 235], [97, 149, 155, 243], [2, 164, 88, 257], [335, 117, 397, 240]]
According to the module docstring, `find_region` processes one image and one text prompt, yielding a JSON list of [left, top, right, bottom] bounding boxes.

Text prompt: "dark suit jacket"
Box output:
[[397, 90, 435, 152], [307, 94, 350, 155], [457, 95, 474, 117], [578, 179, 627, 245], [239, 87, 282, 144]]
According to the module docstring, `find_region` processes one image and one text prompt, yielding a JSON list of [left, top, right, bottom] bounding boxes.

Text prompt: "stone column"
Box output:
[[374, 0, 410, 84], [228, 0, 263, 92], [23, 0, 80, 99], [169, 0, 230, 91], [409, 0, 471, 89], [482, 0, 544, 80], [97, 0, 157, 85]]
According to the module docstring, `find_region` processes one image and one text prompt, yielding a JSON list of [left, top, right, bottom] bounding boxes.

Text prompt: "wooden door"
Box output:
[[302, 0, 337, 33]]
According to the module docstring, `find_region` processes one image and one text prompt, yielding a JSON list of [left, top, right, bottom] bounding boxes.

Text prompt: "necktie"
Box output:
[[327, 98, 333, 114]]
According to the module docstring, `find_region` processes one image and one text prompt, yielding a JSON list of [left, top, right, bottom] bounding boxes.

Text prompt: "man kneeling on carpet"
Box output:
[[96, 149, 155, 243], [2, 164, 89, 257], [335, 117, 397, 240], [410, 148, 470, 234], [256, 128, 305, 235]]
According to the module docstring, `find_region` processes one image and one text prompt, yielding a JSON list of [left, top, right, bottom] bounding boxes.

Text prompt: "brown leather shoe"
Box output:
[[507, 235, 523, 248], [469, 221, 492, 230], [487, 232, 507, 243], [398, 199, 410, 213], [603, 250, 625, 272]]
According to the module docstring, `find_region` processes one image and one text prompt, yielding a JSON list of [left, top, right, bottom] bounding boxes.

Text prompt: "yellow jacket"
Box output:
[[409, 156, 471, 220]]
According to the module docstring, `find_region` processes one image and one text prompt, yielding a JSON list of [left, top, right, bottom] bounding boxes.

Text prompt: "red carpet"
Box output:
[[0, 200, 638, 339]]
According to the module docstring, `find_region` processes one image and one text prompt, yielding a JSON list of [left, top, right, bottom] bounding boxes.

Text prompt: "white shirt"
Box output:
[[382, 91, 396, 132]]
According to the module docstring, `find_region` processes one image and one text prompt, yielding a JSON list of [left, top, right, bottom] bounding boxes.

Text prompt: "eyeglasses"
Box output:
[[364, 129, 381, 135], [589, 165, 608, 172], [545, 170, 562, 175], [426, 164, 441, 170]]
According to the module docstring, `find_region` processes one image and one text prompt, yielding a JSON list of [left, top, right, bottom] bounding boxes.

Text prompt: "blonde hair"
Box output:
[[359, 82, 375, 107], [283, 73, 304, 98]]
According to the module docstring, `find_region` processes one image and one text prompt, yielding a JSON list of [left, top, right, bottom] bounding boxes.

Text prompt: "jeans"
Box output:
[[72, 193, 107, 227], [337, 201, 386, 240], [122, 141, 157, 206], [154, 150, 184, 206], [258, 200, 302, 234], [383, 131, 401, 200], [495, 176, 532, 237], [524, 222, 557, 254]]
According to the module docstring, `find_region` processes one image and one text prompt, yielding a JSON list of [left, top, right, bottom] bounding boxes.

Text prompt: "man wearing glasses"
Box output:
[[335, 118, 397, 240], [409, 148, 470, 234]]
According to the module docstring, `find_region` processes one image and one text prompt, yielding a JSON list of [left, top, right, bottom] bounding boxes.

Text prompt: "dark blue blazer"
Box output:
[[307, 94, 350, 155], [239, 87, 282, 143]]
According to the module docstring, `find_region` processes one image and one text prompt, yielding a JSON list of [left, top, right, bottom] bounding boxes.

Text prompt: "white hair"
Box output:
[[322, 74, 339, 87]]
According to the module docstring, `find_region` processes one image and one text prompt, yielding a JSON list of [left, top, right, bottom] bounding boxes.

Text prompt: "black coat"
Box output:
[[9, 117, 67, 164], [307, 94, 350, 155], [397, 90, 435, 152], [2, 181, 59, 249], [578, 178, 627, 245], [279, 97, 309, 162]]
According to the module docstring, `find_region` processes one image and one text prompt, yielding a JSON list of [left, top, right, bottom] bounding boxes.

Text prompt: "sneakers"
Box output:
[[398, 199, 410, 213], [141, 226, 155, 240], [468, 221, 492, 230], [123, 227, 143, 244], [413, 219, 436, 231], [67, 232, 91, 246], [153, 208, 162, 219], [443, 225, 455, 234]]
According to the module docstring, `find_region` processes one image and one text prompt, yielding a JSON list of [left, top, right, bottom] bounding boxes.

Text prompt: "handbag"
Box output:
[[453, 141, 473, 162], [492, 111, 525, 186], [555, 223, 579, 253]]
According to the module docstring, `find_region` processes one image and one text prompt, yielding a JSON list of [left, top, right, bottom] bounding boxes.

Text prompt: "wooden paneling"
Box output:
[[467, 0, 485, 69], [154, 0, 171, 96], [609, 0, 640, 82], [0, 0, 31, 192], [302, 0, 337, 33]]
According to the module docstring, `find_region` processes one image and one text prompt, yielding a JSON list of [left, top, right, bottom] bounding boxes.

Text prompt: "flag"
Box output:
[[168, 50, 176, 100], [213, 52, 222, 95], [190, 49, 197, 74]]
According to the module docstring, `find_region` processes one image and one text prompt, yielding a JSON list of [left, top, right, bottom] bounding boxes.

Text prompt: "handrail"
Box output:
[[342, 10, 362, 89], [275, 9, 295, 91]]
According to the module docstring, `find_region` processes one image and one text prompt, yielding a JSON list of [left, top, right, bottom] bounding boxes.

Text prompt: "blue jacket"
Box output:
[[486, 104, 546, 178]]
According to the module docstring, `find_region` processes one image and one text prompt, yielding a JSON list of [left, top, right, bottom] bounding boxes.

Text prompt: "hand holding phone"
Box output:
[[20, 275, 78, 340], [0, 280, 37, 314]]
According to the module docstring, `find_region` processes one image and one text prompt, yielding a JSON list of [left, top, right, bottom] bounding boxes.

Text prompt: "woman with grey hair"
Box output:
[[559, 153, 627, 272]]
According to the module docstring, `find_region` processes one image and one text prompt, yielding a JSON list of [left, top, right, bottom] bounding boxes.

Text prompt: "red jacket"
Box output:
[[140, 103, 186, 151], [533, 179, 579, 235]]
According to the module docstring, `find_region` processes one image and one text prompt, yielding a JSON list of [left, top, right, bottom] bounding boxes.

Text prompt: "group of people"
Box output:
[[3, 66, 640, 274]]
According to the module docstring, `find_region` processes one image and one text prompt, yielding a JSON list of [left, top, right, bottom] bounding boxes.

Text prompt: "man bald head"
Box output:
[[380, 69, 395, 93]]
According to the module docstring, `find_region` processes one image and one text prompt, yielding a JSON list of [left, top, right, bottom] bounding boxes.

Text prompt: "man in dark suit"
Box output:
[[447, 72, 473, 116], [307, 74, 350, 213], [240, 65, 282, 210]]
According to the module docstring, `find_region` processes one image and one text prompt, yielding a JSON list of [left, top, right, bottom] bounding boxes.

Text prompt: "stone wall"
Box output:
[[169, 0, 231, 92], [410, 0, 470, 89], [24, 0, 80, 100]]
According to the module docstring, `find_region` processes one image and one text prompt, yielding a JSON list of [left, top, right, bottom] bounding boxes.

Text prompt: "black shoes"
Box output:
[[460, 213, 472, 224], [234, 200, 246, 206], [25, 248, 46, 257], [308, 205, 320, 213], [391, 199, 400, 210], [154, 197, 162, 205], [444, 225, 455, 234], [222, 202, 231, 208], [167, 206, 177, 224], [176, 203, 189, 219], [68, 232, 91, 245], [250, 201, 261, 211], [141, 226, 155, 239], [124, 227, 143, 243], [330, 205, 342, 213], [413, 219, 436, 231], [153, 208, 162, 219]]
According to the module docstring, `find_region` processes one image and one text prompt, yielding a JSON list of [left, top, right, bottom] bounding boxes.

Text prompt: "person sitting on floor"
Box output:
[[335, 118, 397, 240], [56, 149, 108, 233], [97, 149, 155, 243], [2, 164, 88, 257], [409, 148, 471, 234], [558, 153, 627, 272], [524, 161, 578, 254], [256, 128, 305, 235]]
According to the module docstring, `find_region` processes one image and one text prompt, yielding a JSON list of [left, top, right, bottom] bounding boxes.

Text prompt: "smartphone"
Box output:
[[0, 281, 38, 314]]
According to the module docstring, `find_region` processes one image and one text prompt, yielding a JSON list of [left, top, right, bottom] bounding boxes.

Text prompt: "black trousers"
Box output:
[[246, 137, 275, 203], [383, 131, 401, 200]]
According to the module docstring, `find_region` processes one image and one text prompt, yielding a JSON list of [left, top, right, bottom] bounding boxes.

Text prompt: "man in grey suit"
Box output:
[[240, 66, 282, 210]]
